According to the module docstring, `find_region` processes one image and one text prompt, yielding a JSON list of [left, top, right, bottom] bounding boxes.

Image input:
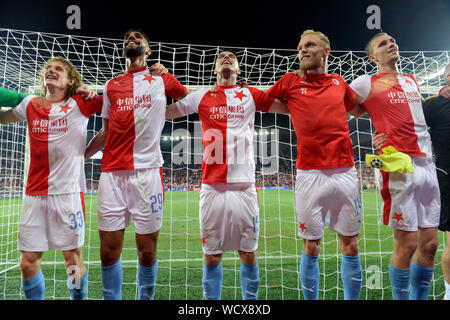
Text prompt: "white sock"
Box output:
[[445, 281, 450, 300]]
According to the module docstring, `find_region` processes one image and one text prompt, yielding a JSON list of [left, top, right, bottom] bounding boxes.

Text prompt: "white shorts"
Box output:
[[19, 193, 86, 252], [97, 168, 164, 234], [199, 183, 259, 255], [295, 166, 362, 240], [377, 156, 441, 231]]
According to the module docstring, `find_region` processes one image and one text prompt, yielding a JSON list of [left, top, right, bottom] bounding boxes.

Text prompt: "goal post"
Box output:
[[0, 28, 448, 300]]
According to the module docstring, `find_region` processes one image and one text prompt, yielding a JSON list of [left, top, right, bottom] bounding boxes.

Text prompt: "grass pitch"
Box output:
[[0, 189, 446, 300]]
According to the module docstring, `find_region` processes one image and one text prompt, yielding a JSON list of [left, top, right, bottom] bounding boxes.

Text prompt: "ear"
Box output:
[[68, 78, 75, 86], [235, 68, 241, 76], [368, 54, 378, 64], [146, 48, 152, 57]]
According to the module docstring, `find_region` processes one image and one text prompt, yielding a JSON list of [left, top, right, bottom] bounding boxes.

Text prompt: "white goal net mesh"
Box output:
[[0, 28, 448, 300]]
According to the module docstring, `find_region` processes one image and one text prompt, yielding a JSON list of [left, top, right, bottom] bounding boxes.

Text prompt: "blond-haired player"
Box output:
[[266, 30, 364, 300], [0, 56, 101, 300]]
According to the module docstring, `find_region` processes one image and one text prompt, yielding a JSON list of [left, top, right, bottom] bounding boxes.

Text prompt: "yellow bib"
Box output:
[[365, 146, 414, 173]]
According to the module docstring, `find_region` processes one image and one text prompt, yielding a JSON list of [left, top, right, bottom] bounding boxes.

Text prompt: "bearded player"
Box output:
[[266, 30, 364, 300], [0, 57, 101, 300], [165, 50, 288, 300], [349, 33, 444, 300], [85, 29, 189, 300]]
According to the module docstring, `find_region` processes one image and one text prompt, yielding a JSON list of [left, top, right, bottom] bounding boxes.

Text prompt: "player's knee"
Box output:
[[419, 239, 439, 257], [20, 257, 41, 279], [396, 241, 417, 260], [100, 245, 122, 266], [138, 249, 157, 267], [303, 239, 321, 256], [341, 242, 359, 256], [239, 251, 257, 265], [204, 253, 222, 266]]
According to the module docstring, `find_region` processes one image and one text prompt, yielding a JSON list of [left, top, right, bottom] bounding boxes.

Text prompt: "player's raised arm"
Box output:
[[0, 86, 31, 107], [85, 118, 109, 160], [0, 87, 31, 124]]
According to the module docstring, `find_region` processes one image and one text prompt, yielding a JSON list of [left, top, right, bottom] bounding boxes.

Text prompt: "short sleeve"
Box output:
[[266, 73, 291, 100], [11, 95, 36, 122], [349, 75, 372, 104], [73, 94, 103, 118], [101, 80, 112, 119], [175, 90, 206, 116], [161, 73, 188, 100], [248, 87, 275, 112], [342, 80, 358, 112]]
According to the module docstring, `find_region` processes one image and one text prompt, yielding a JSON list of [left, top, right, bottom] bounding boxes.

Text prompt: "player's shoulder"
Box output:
[[349, 74, 372, 87]]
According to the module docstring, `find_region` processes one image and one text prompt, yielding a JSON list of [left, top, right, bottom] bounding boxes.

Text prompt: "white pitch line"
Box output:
[[3, 249, 444, 270]]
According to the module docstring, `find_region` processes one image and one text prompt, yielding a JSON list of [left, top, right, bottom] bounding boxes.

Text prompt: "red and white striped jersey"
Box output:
[[350, 73, 432, 158], [101, 68, 187, 172], [176, 85, 274, 184], [12, 94, 103, 195]]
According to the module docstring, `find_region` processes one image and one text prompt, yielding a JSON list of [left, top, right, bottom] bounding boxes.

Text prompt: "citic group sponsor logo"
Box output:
[[209, 105, 245, 120], [116, 94, 152, 111], [387, 90, 421, 105]]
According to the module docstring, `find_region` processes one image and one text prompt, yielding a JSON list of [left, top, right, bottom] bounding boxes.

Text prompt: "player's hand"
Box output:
[[439, 85, 450, 100], [150, 63, 168, 76], [238, 81, 249, 88], [372, 131, 387, 149], [76, 85, 97, 100]]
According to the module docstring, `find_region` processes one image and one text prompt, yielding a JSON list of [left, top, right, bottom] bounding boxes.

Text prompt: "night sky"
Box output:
[[1, 0, 449, 51]]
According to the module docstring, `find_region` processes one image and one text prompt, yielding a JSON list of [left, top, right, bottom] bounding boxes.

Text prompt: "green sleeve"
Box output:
[[0, 86, 32, 107]]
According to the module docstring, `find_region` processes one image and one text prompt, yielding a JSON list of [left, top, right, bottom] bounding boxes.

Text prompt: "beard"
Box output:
[[124, 45, 147, 58], [300, 56, 323, 71]]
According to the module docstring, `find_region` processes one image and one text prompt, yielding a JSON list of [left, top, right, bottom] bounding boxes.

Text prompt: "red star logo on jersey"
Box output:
[[392, 212, 404, 223], [144, 75, 156, 85], [299, 222, 307, 232], [59, 104, 71, 114], [234, 90, 247, 101], [201, 237, 206, 246]]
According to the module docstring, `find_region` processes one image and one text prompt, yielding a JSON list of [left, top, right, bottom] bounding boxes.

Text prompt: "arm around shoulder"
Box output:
[[85, 118, 109, 161]]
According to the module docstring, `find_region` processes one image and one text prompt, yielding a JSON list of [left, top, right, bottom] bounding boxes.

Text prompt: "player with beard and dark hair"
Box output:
[[85, 29, 190, 300], [265, 29, 364, 300]]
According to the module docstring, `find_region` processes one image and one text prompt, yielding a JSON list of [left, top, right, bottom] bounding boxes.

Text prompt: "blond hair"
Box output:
[[298, 29, 331, 50], [365, 32, 388, 57], [40, 56, 83, 101]]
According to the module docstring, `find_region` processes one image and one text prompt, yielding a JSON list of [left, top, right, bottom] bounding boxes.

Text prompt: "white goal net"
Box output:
[[0, 28, 448, 300]]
